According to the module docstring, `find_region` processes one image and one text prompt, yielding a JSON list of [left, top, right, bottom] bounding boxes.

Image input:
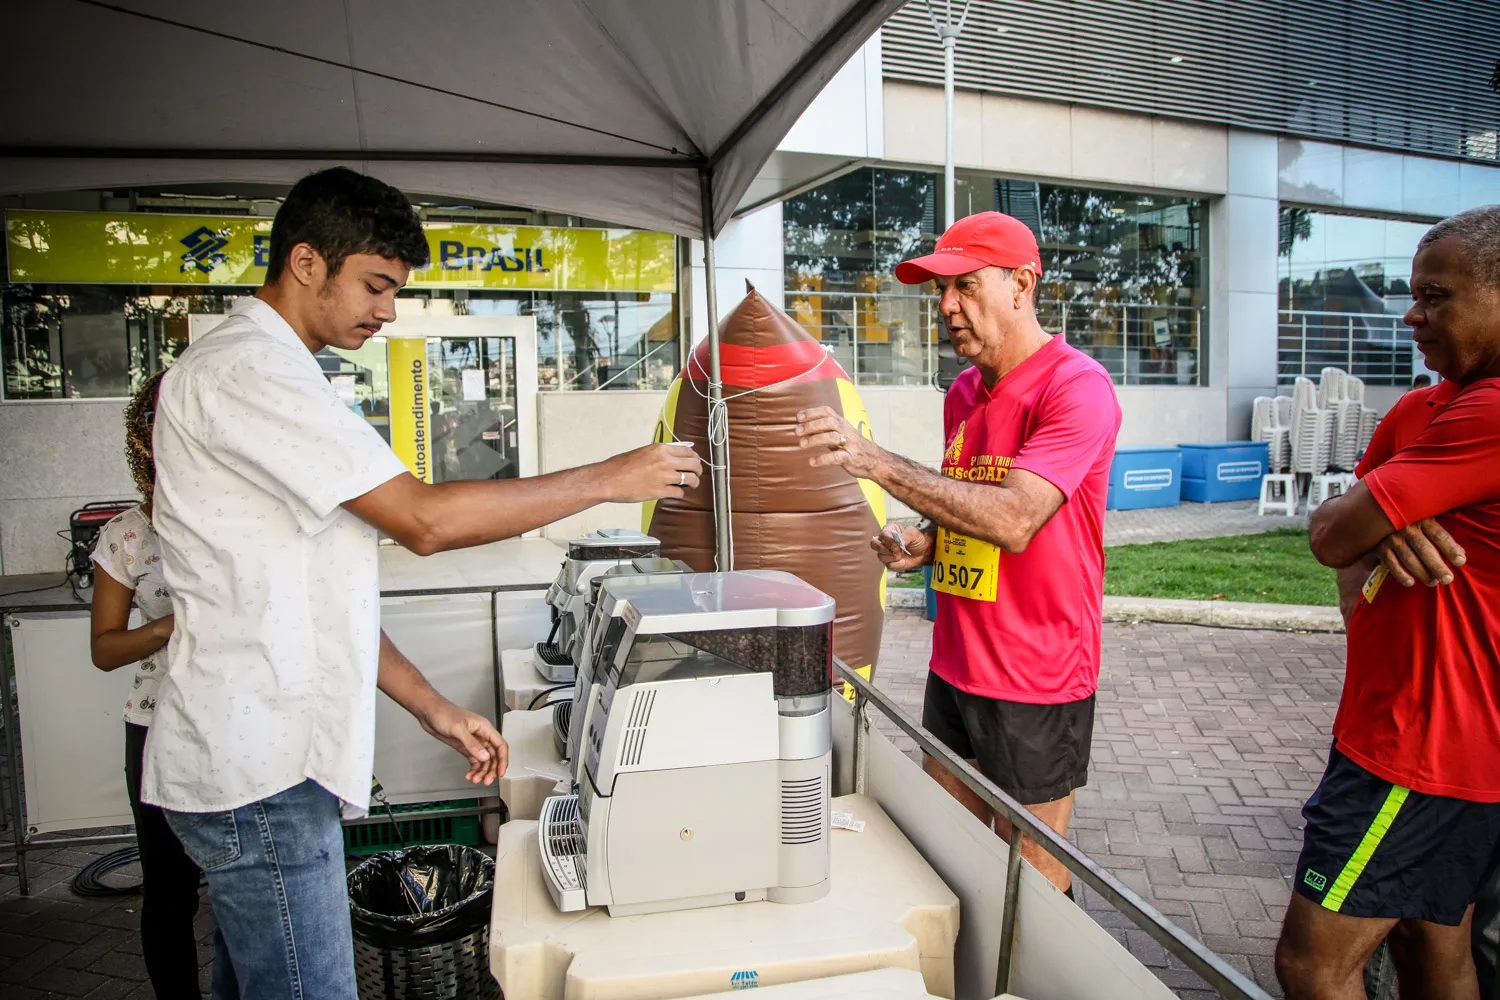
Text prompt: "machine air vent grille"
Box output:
[[552, 700, 573, 760], [540, 795, 588, 892], [780, 775, 825, 845], [535, 641, 573, 667], [619, 689, 657, 767]]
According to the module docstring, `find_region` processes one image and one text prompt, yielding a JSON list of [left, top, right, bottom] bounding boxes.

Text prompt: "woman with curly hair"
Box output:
[[89, 370, 202, 999]]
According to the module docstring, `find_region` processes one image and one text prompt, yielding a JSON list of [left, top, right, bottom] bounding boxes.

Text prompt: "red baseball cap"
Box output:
[[895, 211, 1043, 285]]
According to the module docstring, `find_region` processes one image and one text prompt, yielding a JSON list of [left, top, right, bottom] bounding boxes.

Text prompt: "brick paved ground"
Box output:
[[1104, 499, 1308, 547], [0, 609, 1342, 999], [874, 609, 1344, 999], [0, 836, 214, 998]]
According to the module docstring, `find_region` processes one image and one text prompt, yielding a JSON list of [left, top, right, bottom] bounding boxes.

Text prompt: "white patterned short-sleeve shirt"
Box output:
[[143, 296, 409, 815], [90, 506, 173, 725]]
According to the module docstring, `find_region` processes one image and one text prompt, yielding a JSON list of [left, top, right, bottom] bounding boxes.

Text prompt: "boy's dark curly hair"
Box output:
[[124, 371, 166, 504], [266, 167, 430, 282]]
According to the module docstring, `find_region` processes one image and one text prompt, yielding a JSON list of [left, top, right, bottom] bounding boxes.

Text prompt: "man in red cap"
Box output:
[[797, 211, 1120, 893]]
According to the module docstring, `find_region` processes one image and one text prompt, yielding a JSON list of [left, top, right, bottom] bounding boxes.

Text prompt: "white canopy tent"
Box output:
[[0, 0, 905, 564]]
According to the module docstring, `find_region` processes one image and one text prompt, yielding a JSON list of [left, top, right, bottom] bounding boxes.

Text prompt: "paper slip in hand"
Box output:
[[831, 810, 865, 833]]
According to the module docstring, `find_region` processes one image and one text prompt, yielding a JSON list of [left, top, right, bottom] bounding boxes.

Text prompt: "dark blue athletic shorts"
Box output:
[[1294, 743, 1500, 925]]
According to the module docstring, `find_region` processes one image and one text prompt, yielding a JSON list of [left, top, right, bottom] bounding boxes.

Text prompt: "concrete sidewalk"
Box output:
[[1105, 499, 1307, 548], [888, 588, 1342, 632]]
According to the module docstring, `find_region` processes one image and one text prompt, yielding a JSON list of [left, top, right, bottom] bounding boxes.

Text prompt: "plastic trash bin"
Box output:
[[1107, 447, 1182, 510], [347, 844, 500, 1000], [1179, 441, 1269, 502], [922, 564, 937, 622]]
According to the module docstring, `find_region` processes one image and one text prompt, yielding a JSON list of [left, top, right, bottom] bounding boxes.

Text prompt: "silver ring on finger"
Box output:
[[838, 434, 848, 449], [678, 471, 686, 487]]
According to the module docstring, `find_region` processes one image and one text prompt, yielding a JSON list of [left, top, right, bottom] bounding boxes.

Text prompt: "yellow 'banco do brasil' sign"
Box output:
[[3, 210, 676, 293]]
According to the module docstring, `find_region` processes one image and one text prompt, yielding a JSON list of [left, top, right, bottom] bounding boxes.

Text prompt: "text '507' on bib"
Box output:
[[931, 526, 999, 602]]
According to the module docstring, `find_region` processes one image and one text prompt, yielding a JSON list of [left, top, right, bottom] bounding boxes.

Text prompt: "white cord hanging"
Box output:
[[661, 343, 842, 572]]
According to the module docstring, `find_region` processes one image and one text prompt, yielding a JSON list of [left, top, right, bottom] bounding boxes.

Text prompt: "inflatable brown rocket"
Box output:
[[644, 284, 887, 691]]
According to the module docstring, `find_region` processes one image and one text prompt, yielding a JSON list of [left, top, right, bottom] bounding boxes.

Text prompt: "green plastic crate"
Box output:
[[343, 799, 483, 857]]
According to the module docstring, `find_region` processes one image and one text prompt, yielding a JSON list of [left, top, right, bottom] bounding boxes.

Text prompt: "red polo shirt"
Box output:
[[1340, 378, 1500, 801], [929, 336, 1120, 703]]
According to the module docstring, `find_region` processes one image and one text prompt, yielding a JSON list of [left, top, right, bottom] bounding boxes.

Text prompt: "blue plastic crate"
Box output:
[[1107, 448, 1183, 510], [1179, 442, 1269, 503]]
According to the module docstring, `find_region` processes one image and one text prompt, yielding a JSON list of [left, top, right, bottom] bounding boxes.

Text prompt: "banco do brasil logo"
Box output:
[[180, 226, 232, 275]]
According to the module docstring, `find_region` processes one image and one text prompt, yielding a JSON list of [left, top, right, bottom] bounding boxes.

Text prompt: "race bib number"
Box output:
[[931, 527, 999, 602]]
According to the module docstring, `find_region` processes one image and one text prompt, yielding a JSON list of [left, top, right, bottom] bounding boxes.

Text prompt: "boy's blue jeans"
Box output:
[[166, 780, 355, 1000]]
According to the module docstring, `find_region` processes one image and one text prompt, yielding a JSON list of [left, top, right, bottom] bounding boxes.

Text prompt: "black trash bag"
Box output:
[[347, 845, 494, 951]]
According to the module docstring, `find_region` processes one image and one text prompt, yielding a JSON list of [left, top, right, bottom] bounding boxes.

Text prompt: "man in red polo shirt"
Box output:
[[1275, 205, 1500, 1000], [796, 212, 1120, 893]]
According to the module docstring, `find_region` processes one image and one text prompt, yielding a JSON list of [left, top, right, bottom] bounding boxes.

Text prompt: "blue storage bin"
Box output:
[[1179, 441, 1269, 503], [1107, 447, 1183, 510]]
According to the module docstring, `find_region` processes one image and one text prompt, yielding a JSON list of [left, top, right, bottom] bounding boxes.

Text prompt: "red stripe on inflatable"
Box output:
[[686, 339, 848, 389]]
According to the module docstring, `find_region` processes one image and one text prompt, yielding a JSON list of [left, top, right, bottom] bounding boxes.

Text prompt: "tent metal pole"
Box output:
[[698, 166, 731, 569], [943, 28, 957, 229], [927, 0, 971, 229]]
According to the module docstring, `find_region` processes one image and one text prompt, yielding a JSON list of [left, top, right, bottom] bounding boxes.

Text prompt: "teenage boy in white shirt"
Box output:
[[146, 167, 700, 999]]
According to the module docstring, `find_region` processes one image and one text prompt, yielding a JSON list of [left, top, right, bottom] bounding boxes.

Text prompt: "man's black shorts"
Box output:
[[920, 670, 1094, 804], [1294, 744, 1500, 925]]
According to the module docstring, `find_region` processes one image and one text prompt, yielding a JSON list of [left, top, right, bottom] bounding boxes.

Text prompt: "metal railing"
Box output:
[[783, 290, 940, 387], [838, 658, 1273, 1000], [555, 336, 680, 391], [1279, 309, 1415, 386], [784, 291, 1206, 387]]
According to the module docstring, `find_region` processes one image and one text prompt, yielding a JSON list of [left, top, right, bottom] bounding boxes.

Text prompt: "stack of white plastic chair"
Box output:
[[1292, 375, 1317, 416], [1256, 395, 1298, 516], [1291, 377, 1333, 476], [1358, 408, 1379, 454], [1250, 396, 1291, 473], [1344, 376, 1365, 406], [1316, 368, 1347, 467], [1318, 367, 1347, 409], [1343, 376, 1379, 457], [1334, 399, 1363, 470]]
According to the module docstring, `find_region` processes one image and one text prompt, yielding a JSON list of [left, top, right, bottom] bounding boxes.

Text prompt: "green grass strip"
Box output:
[[1104, 529, 1335, 606]]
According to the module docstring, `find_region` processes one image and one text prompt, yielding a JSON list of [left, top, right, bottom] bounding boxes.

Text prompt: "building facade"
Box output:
[[2, 2, 1498, 572]]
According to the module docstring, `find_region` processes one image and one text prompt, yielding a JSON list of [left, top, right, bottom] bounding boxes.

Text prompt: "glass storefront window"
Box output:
[[4, 204, 680, 399], [1029, 184, 1206, 386], [1277, 208, 1428, 384], [319, 339, 391, 443], [455, 290, 679, 390], [425, 335, 520, 482], [2, 285, 229, 399], [1279, 208, 1428, 312], [1, 285, 679, 400], [784, 169, 940, 387], [783, 169, 1208, 387], [508, 292, 678, 391]]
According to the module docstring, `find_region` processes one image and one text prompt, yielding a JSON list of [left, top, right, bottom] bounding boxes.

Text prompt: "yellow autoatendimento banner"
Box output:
[[387, 337, 432, 483], [3, 210, 676, 292]]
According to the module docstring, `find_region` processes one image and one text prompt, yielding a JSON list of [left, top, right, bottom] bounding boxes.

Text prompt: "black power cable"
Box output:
[[528, 683, 573, 710], [72, 846, 142, 897]]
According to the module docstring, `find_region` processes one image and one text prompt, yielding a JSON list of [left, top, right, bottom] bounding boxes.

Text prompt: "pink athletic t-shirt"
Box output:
[[929, 336, 1121, 703]]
